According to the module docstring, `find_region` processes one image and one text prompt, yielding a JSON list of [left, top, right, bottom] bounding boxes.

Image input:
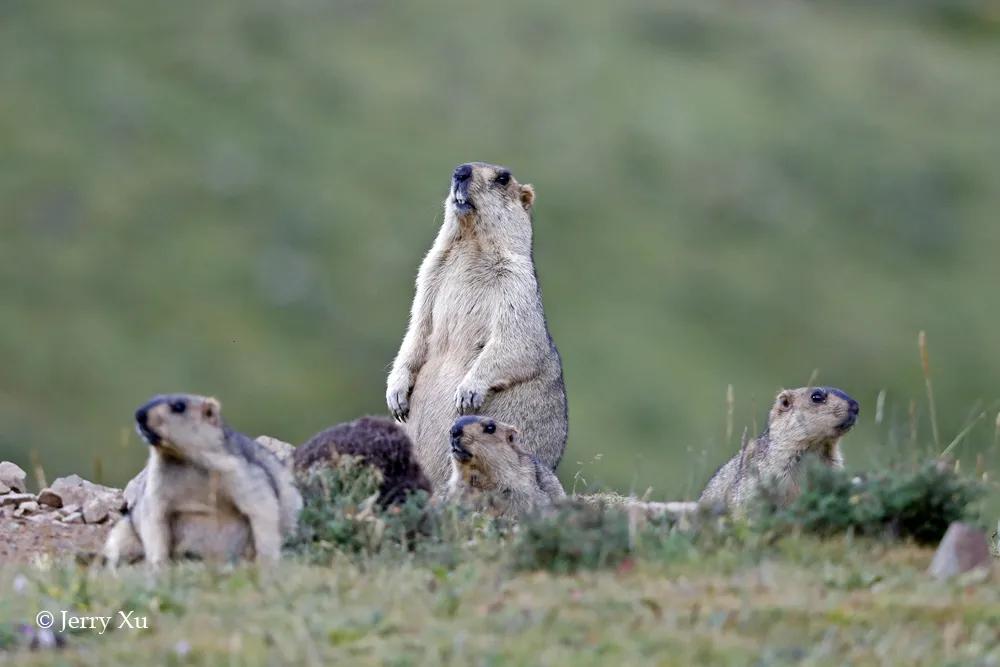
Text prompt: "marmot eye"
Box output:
[[810, 390, 827, 404], [169, 400, 187, 414], [483, 422, 496, 434], [495, 171, 511, 186]]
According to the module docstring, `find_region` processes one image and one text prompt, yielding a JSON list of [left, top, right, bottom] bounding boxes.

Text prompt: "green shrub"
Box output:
[[289, 456, 431, 562], [510, 500, 635, 574], [756, 461, 984, 544]]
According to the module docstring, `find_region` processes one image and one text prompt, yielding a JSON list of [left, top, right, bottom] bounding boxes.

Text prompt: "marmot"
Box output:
[[439, 415, 565, 519], [104, 394, 302, 567], [293, 416, 432, 506], [699, 387, 859, 512], [387, 162, 568, 487]]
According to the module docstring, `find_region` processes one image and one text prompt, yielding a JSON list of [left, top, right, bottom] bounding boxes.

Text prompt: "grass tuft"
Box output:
[[756, 460, 984, 544]]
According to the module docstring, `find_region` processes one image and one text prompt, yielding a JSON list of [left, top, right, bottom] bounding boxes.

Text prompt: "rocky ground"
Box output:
[[0, 462, 123, 563], [0, 436, 293, 564]]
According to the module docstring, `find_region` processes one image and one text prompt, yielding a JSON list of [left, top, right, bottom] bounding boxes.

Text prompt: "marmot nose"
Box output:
[[450, 423, 464, 439], [135, 407, 149, 427], [453, 163, 473, 184], [848, 399, 860, 416]]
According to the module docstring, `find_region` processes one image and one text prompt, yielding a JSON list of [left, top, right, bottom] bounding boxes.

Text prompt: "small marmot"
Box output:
[[700, 387, 859, 512], [293, 416, 432, 506], [104, 394, 302, 567], [439, 415, 565, 519], [386, 162, 569, 488]]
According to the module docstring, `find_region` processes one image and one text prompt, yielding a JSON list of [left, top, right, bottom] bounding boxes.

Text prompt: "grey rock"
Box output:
[[60, 503, 81, 516], [61, 511, 83, 524], [929, 522, 993, 580], [0, 461, 27, 493], [82, 496, 116, 524], [0, 481, 10, 495], [1, 493, 36, 507], [45, 475, 123, 513], [16, 500, 39, 515]]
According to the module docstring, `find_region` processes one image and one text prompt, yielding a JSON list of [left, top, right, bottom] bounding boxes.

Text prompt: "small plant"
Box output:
[[510, 499, 633, 573], [756, 460, 983, 544], [289, 456, 430, 562]]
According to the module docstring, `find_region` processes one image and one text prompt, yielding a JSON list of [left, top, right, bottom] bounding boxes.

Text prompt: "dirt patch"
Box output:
[[0, 517, 110, 563]]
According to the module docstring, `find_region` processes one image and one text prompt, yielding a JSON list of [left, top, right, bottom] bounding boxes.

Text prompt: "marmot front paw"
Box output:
[[386, 375, 413, 422], [456, 380, 489, 414]]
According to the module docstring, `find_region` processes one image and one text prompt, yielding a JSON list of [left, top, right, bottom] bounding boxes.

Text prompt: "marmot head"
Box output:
[[448, 415, 520, 485], [135, 394, 224, 459], [445, 162, 535, 230], [767, 387, 859, 450]]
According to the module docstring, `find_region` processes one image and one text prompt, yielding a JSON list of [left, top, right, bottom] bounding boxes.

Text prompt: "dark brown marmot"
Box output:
[[293, 416, 431, 506], [700, 386, 859, 513]]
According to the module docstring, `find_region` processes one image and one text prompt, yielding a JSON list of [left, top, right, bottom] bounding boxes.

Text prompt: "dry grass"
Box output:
[[0, 534, 996, 666]]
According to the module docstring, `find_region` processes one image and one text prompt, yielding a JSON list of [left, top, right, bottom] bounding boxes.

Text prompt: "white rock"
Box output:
[[1, 493, 35, 507], [82, 497, 116, 524], [60, 503, 81, 516], [929, 522, 993, 580], [0, 462, 27, 493], [256, 435, 296, 467], [44, 475, 123, 513], [61, 512, 83, 524], [0, 481, 10, 495], [17, 500, 39, 514]]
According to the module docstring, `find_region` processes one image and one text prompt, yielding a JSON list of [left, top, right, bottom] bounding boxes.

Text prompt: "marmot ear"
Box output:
[[519, 184, 535, 210], [776, 390, 793, 412], [202, 397, 222, 425]]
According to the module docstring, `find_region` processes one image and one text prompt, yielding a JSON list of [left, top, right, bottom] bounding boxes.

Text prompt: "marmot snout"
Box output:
[[449, 415, 509, 466], [448, 162, 534, 221]]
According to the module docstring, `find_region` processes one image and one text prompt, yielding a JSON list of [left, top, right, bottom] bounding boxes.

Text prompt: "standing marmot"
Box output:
[[700, 387, 859, 512], [104, 394, 302, 567], [439, 415, 565, 519], [386, 162, 568, 487], [293, 416, 432, 506]]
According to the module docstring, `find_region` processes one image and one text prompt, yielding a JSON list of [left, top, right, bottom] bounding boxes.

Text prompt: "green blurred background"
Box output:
[[1, 0, 998, 502]]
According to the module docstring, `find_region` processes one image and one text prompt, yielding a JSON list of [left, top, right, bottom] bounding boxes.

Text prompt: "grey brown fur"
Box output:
[[700, 387, 859, 513], [104, 394, 302, 567], [439, 415, 565, 519], [387, 162, 568, 488]]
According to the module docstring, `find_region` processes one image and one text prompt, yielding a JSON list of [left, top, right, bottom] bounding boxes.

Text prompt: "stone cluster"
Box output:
[[0, 462, 125, 526]]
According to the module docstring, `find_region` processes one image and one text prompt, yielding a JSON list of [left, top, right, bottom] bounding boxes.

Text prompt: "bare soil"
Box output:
[[0, 516, 110, 563]]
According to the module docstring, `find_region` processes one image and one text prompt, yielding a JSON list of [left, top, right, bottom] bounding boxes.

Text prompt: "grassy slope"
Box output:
[[0, 1, 999, 501], [1, 536, 997, 666]]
